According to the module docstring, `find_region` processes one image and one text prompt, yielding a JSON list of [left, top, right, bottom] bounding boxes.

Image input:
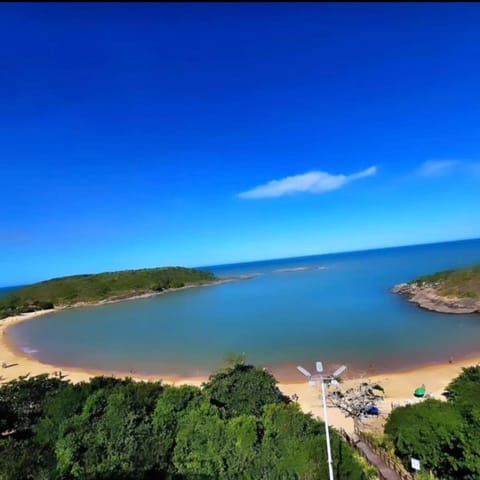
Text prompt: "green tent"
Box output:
[[414, 386, 426, 397]]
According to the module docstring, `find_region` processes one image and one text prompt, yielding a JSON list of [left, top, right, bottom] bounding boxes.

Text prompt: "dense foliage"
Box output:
[[384, 366, 480, 479], [445, 365, 480, 411], [411, 264, 480, 299], [0, 365, 368, 480], [0, 267, 216, 319], [203, 363, 290, 418]]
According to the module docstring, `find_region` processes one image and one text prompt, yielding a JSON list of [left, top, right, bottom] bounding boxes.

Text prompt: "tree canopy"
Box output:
[[384, 366, 480, 479], [0, 365, 369, 480], [202, 363, 290, 419]]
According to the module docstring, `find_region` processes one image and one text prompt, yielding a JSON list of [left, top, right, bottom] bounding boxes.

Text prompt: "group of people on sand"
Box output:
[[51, 370, 62, 378]]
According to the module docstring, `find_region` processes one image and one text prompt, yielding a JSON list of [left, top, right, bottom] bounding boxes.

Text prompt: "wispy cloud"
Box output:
[[417, 160, 459, 177], [467, 162, 480, 177], [237, 166, 377, 199]]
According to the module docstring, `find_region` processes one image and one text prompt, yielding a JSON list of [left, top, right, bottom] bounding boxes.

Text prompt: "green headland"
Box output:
[[410, 264, 480, 299], [0, 267, 217, 319], [393, 264, 480, 314]]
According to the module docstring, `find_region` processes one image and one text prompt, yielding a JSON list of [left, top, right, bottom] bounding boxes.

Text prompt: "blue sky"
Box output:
[[1, 3, 480, 286]]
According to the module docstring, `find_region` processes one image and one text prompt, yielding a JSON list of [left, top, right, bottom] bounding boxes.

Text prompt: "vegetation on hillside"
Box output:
[[0, 364, 369, 479], [0, 266, 216, 319], [410, 264, 480, 299], [384, 365, 480, 479]]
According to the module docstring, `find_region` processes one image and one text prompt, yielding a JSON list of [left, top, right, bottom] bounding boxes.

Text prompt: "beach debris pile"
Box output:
[[327, 381, 385, 418]]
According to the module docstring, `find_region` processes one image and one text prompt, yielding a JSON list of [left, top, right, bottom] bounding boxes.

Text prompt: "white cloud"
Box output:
[[418, 160, 459, 177], [237, 166, 377, 199]]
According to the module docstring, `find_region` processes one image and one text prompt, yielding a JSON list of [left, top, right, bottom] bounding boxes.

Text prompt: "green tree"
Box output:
[[152, 384, 202, 472], [173, 401, 227, 478], [54, 382, 164, 479], [445, 366, 480, 479], [384, 366, 480, 479], [257, 402, 365, 480], [0, 374, 66, 438], [0, 372, 368, 480], [385, 399, 468, 478], [223, 415, 260, 479], [203, 364, 289, 419], [0, 437, 49, 480], [446, 366, 480, 411]]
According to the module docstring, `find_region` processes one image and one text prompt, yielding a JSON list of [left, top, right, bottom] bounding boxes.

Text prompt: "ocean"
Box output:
[[7, 238, 480, 381], [0, 286, 20, 296]]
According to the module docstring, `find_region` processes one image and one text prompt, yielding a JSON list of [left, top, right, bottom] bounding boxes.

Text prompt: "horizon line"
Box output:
[[197, 236, 480, 270], [1, 235, 479, 289]]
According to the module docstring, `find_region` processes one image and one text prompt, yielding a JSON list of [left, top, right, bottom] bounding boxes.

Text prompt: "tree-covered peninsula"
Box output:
[[392, 264, 480, 314], [0, 267, 217, 319]]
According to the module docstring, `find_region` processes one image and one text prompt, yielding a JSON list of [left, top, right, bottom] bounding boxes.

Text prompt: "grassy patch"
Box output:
[[410, 265, 480, 299]]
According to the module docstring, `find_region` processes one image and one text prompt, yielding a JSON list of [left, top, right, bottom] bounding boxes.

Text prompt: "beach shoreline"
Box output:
[[0, 275, 255, 383], [2, 306, 480, 434], [0, 309, 208, 387]]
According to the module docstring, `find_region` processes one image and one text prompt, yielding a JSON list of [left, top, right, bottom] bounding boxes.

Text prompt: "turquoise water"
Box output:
[[8, 239, 480, 380]]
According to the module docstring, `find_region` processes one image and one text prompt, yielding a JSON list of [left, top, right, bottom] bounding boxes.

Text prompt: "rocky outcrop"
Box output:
[[392, 283, 480, 314]]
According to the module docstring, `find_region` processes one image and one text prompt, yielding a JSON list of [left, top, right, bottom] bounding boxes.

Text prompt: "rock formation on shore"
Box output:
[[392, 282, 480, 314]]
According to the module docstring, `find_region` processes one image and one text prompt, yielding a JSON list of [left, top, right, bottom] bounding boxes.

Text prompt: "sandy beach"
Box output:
[[2, 309, 480, 434], [0, 310, 207, 387]]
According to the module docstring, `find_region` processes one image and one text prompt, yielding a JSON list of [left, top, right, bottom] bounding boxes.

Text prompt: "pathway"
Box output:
[[355, 440, 404, 480], [339, 428, 411, 480]]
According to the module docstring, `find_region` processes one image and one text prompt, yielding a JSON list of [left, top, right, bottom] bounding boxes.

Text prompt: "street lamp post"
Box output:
[[319, 369, 334, 480], [297, 361, 347, 480]]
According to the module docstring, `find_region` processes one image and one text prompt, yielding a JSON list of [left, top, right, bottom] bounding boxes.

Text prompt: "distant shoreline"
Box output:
[[64, 274, 255, 308], [1, 274, 254, 324]]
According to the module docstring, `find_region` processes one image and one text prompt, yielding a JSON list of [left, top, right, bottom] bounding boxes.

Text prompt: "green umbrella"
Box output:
[[414, 386, 426, 397]]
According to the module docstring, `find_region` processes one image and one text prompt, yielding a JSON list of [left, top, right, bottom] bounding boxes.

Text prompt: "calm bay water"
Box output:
[[8, 239, 480, 380]]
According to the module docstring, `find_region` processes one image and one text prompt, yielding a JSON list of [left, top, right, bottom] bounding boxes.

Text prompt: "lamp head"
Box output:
[[297, 366, 312, 378], [332, 365, 347, 378]]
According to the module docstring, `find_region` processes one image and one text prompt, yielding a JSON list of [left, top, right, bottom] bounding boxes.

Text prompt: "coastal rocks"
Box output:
[[392, 283, 480, 314]]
